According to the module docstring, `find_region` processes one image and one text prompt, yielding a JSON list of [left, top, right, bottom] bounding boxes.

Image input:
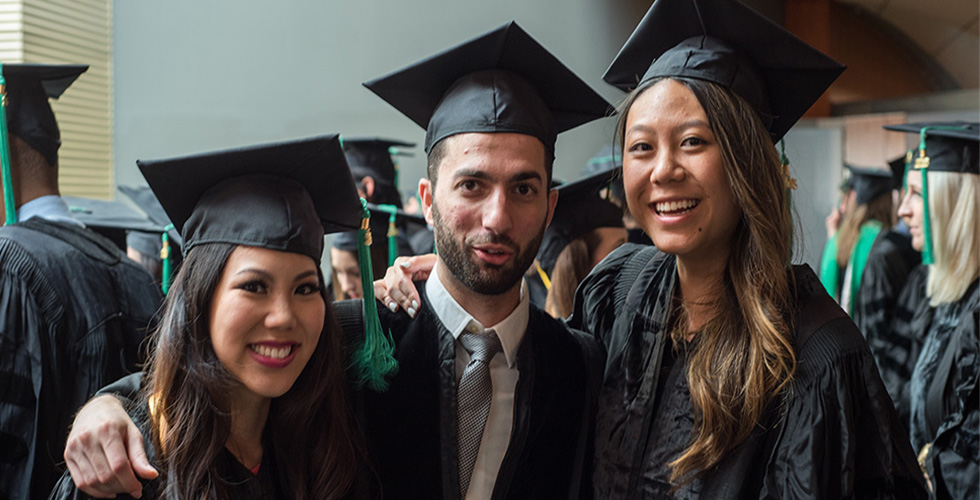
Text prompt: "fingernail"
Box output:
[[411, 300, 419, 310], [388, 302, 397, 312], [407, 307, 417, 318], [399, 261, 412, 268]]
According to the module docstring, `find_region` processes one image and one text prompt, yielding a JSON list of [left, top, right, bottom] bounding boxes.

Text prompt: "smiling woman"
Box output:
[[568, 0, 927, 497], [51, 136, 365, 500]]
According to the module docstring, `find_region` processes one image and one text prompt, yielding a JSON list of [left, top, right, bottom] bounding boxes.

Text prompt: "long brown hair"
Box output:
[[617, 77, 797, 485], [545, 230, 602, 318], [143, 242, 359, 499], [835, 192, 893, 267]]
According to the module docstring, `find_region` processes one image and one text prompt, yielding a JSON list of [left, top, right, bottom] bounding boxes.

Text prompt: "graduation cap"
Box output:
[[139, 136, 398, 390], [0, 63, 87, 225], [363, 21, 612, 156], [888, 154, 908, 191], [62, 195, 164, 251], [602, 0, 844, 141], [3, 63, 88, 166], [883, 121, 979, 265], [844, 164, 893, 205], [341, 137, 414, 207], [536, 168, 624, 278], [332, 202, 426, 264], [583, 144, 625, 201], [137, 135, 362, 263], [119, 185, 185, 293]]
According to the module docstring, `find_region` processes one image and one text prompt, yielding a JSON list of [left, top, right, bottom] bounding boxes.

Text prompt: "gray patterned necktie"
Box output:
[[456, 328, 502, 497]]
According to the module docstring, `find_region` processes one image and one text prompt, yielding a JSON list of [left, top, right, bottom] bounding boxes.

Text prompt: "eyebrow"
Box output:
[[626, 119, 712, 137], [235, 268, 319, 282], [452, 168, 543, 183]]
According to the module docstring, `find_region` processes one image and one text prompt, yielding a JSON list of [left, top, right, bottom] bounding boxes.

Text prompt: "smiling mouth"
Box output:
[[249, 344, 294, 359], [655, 199, 699, 216]]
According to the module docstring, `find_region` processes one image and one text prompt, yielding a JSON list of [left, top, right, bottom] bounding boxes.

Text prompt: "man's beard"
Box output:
[[432, 202, 545, 296]]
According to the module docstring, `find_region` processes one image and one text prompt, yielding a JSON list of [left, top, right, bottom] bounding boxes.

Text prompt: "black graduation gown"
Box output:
[[854, 229, 921, 344], [907, 279, 979, 500], [569, 244, 927, 499], [0, 219, 163, 500], [46, 374, 291, 500], [344, 285, 601, 500], [873, 265, 932, 424]]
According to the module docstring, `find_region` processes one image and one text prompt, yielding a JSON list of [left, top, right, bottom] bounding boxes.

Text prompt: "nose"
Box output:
[[482, 188, 513, 234], [265, 292, 298, 330], [650, 147, 684, 185], [896, 190, 912, 219]]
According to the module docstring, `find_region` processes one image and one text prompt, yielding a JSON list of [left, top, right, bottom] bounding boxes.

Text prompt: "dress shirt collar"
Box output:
[[17, 195, 84, 227], [425, 264, 528, 368]]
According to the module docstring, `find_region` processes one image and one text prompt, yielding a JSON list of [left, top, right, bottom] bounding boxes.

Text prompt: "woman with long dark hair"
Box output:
[[565, 0, 925, 496], [52, 136, 364, 499]]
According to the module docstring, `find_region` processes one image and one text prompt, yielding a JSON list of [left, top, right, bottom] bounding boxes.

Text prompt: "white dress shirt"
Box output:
[[17, 195, 84, 227], [425, 265, 529, 500]]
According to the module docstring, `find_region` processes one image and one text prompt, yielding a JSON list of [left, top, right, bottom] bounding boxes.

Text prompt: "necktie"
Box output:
[[456, 328, 501, 497]]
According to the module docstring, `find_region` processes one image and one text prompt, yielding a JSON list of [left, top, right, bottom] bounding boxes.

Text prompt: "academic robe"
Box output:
[[854, 229, 921, 343], [872, 265, 932, 424], [0, 219, 162, 500], [343, 286, 601, 500], [907, 279, 979, 500], [46, 374, 292, 500], [569, 244, 927, 499]]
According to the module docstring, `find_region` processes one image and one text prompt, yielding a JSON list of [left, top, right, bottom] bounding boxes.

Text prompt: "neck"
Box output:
[[675, 252, 728, 332], [226, 390, 270, 469], [436, 259, 521, 327]]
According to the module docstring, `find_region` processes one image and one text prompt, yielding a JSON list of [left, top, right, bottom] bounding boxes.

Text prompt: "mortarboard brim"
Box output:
[[63, 195, 164, 252]]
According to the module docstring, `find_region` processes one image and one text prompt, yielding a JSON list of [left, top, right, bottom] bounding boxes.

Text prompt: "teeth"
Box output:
[[656, 199, 698, 215], [250, 344, 292, 359]]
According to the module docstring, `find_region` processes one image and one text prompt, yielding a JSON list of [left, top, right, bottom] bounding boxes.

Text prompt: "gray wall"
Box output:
[[113, 0, 643, 194]]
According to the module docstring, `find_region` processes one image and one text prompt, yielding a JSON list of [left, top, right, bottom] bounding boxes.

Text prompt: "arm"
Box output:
[[63, 376, 158, 498], [373, 253, 436, 318]]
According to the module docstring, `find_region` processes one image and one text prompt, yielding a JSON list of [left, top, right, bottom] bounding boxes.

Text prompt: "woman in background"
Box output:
[[888, 122, 978, 499]]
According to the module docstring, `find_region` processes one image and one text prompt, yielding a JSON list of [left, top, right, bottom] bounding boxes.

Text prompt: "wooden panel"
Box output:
[[843, 113, 908, 169], [21, 0, 113, 200]]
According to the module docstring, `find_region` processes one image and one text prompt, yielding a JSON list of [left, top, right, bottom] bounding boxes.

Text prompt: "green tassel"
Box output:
[[0, 63, 17, 226], [376, 203, 399, 266], [160, 224, 174, 294], [388, 145, 401, 195], [351, 198, 398, 392]]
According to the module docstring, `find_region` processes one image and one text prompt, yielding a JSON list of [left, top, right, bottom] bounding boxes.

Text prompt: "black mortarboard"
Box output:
[[332, 203, 426, 258], [342, 137, 413, 183], [62, 196, 164, 251], [603, 0, 844, 141], [537, 169, 624, 276], [887, 155, 908, 191], [883, 122, 979, 174], [118, 185, 183, 249], [583, 144, 625, 201], [883, 121, 979, 265], [137, 135, 361, 264], [844, 164, 893, 205], [342, 137, 413, 207], [363, 21, 612, 156], [3, 63, 88, 166]]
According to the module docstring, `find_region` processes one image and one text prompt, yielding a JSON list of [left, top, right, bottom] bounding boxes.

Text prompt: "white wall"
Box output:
[[112, 0, 641, 194]]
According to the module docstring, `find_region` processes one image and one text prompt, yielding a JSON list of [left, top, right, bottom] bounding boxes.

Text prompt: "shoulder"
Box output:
[[791, 264, 870, 380], [571, 243, 665, 328]]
